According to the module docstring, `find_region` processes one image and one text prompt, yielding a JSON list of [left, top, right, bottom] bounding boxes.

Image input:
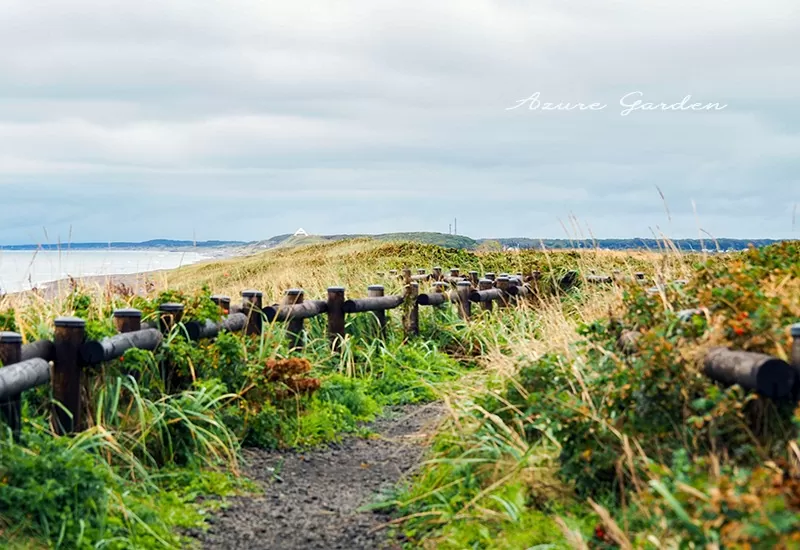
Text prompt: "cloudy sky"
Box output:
[[1, 1, 798, 244]]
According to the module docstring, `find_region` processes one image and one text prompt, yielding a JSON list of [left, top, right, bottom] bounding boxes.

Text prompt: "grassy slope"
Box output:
[[2, 238, 568, 548], [156, 238, 691, 547], [254, 232, 478, 251], [387, 241, 800, 549], [8, 238, 794, 548], [164, 238, 666, 300]]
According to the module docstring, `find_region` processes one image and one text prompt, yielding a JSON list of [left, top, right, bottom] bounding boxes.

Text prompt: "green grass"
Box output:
[[6, 239, 600, 548], [384, 241, 800, 549], [6, 238, 795, 548]]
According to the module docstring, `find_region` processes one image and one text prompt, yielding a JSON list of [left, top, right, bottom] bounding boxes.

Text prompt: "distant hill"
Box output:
[[348, 232, 477, 249], [0, 240, 248, 251], [482, 237, 785, 251], [2, 234, 786, 253], [251, 232, 477, 250], [252, 233, 782, 252]]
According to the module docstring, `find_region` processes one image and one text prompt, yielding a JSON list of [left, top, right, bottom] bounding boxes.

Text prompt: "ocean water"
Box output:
[[0, 250, 209, 294]]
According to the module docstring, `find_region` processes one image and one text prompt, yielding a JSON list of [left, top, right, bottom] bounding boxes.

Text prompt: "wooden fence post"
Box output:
[[428, 282, 447, 326], [52, 316, 86, 435], [404, 282, 419, 337], [485, 272, 496, 282], [469, 271, 479, 287], [791, 323, 800, 370], [507, 277, 520, 306], [112, 308, 144, 381], [158, 303, 185, 334], [284, 289, 305, 350], [449, 268, 460, 279], [241, 290, 263, 336], [402, 268, 412, 284], [113, 308, 142, 333], [0, 331, 23, 439], [158, 303, 184, 391], [496, 277, 510, 308], [368, 285, 387, 338], [432, 267, 443, 281], [211, 295, 231, 315], [478, 279, 494, 312], [456, 281, 471, 321], [327, 286, 346, 350]]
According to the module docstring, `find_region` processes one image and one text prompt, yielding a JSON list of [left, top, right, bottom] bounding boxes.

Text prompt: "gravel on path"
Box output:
[[195, 403, 444, 550]]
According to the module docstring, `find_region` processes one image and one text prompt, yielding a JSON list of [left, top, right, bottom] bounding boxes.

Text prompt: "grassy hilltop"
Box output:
[[1, 237, 799, 548], [252, 232, 780, 252]]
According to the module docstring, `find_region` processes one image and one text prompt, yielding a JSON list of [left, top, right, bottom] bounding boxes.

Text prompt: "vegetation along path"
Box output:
[[195, 404, 444, 550]]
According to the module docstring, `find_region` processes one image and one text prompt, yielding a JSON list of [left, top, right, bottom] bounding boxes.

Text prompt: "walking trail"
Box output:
[[195, 403, 444, 550]]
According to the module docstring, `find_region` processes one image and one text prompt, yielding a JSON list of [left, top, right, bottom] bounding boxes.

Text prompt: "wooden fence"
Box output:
[[1, 266, 798, 440]]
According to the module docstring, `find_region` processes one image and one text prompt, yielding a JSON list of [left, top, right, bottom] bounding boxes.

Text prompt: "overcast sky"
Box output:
[[1, 1, 798, 244]]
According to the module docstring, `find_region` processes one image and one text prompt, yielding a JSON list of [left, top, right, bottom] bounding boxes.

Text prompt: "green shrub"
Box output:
[[317, 374, 380, 419], [0, 432, 112, 548], [368, 342, 461, 405]]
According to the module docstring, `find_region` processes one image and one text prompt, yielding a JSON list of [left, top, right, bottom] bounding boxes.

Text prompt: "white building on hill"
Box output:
[[294, 228, 308, 237]]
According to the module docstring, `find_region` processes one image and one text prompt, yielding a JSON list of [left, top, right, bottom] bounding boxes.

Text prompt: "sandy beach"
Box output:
[[1, 246, 247, 300]]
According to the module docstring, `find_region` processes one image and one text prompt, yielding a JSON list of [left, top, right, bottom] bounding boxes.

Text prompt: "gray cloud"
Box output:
[[1, 0, 798, 244]]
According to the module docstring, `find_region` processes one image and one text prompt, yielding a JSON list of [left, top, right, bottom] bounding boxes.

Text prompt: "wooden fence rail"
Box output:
[[2, 266, 798, 439]]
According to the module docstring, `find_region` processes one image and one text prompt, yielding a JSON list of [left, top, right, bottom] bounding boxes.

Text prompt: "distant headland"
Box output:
[[1, 233, 787, 253]]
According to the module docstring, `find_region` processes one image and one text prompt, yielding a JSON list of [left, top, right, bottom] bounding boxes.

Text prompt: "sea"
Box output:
[[0, 249, 210, 294]]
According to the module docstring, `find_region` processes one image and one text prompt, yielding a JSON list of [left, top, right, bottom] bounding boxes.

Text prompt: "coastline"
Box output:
[[1, 246, 248, 300]]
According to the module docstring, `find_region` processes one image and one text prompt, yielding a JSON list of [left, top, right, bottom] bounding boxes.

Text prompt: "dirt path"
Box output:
[[195, 403, 444, 550]]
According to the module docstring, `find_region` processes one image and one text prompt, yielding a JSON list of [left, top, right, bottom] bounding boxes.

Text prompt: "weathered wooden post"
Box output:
[[404, 282, 419, 337], [52, 317, 86, 435], [402, 268, 412, 284], [456, 281, 471, 321], [211, 295, 231, 315], [507, 276, 521, 306], [241, 290, 263, 336], [485, 272, 496, 282], [388, 269, 398, 277], [417, 268, 427, 275], [368, 285, 387, 338], [158, 303, 184, 334], [496, 276, 510, 308], [559, 271, 579, 292], [469, 271, 479, 287], [428, 281, 448, 326], [0, 331, 23, 438], [113, 308, 141, 333], [791, 323, 800, 372], [158, 303, 185, 391], [327, 286, 346, 350], [284, 289, 305, 350], [449, 268, 460, 279], [478, 279, 494, 312], [432, 267, 443, 281]]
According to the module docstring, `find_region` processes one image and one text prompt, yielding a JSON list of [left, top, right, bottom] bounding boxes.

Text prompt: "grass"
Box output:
[[386, 240, 800, 548], [1, 237, 798, 548]]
